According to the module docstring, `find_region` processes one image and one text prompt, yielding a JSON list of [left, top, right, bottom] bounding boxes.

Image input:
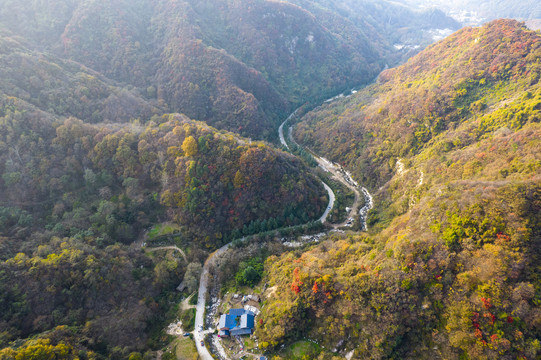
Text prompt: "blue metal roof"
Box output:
[[230, 328, 253, 336], [240, 313, 254, 329], [219, 313, 238, 330], [229, 308, 246, 317], [218, 308, 255, 336]]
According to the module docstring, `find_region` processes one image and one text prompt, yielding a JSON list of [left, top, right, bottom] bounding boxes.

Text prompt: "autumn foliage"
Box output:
[[257, 20, 541, 360]]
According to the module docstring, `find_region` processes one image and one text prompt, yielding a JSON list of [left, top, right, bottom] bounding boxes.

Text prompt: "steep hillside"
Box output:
[[0, 0, 387, 139], [0, 0, 459, 140], [296, 19, 540, 191], [258, 20, 541, 359], [259, 180, 540, 359], [0, 100, 325, 249], [0, 93, 326, 357], [0, 33, 160, 123], [291, 0, 461, 55]]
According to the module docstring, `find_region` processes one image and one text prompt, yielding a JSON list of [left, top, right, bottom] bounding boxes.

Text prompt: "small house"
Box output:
[[218, 308, 255, 337]]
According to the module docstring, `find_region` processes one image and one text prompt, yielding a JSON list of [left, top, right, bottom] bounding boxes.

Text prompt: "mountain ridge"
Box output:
[[257, 19, 541, 360], [0, 0, 459, 140], [0, 2, 538, 359]]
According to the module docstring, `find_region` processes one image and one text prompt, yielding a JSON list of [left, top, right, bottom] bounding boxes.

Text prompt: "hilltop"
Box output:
[[0, 95, 327, 356]]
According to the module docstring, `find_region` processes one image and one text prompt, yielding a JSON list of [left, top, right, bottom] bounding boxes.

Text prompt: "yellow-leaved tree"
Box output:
[[181, 136, 198, 156]]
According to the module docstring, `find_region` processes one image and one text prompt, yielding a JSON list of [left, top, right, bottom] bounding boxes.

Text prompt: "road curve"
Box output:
[[146, 246, 187, 262], [193, 101, 372, 359], [283, 118, 369, 229], [278, 121, 289, 151], [278, 114, 293, 149], [318, 182, 334, 223], [192, 175, 336, 360], [279, 114, 374, 230], [311, 155, 363, 228], [279, 114, 337, 226], [193, 111, 336, 360], [278, 109, 299, 151]]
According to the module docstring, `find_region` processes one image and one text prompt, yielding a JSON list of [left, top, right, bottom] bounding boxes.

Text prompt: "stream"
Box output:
[[192, 89, 374, 360]]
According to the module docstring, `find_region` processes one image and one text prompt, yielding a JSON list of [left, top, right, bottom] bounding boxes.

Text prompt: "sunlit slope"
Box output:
[[0, 0, 390, 139], [257, 19, 541, 360]]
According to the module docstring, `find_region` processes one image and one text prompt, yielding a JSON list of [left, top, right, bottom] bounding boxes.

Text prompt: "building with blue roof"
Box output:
[[218, 308, 255, 337]]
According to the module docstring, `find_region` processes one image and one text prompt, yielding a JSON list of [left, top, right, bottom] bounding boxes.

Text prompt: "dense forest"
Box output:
[[0, 0, 458, 140], [0, 0, 538, 359], [0, 9, 335, 352], [296, 19, 540, 192], [258, 20, 541, 359], [0, 0, 371, 139], [0, 100, 326, 357], [0, 35, 161, 123]]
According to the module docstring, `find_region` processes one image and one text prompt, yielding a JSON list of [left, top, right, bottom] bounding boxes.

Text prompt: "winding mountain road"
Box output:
[[279, 114, 338, 226], [282, 116, 373, 229], [314, 156, 362, 227], [193, 244, 230, 360], [191, 170, 335, 360], [278, 109, 298, 151], [318, 182, 335, 223], [310, 154, 373, 229], [192, 113, 337, 359], [192, 98, 373, 360]]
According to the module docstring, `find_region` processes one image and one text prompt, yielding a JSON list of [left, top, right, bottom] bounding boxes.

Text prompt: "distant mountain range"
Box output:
[[400, 0, 541, 24], [0, 0, 460, 140]]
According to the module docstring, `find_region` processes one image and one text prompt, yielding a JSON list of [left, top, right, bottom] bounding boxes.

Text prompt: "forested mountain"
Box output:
[[0, 97, 326, 357], [289, 0, 461, 54], [0, 35, 161, 123], [0, 1, 338, 354], [0, 0, 373, 139], [0, 103, 326, 245], [0, 0, 458, 140], [258, 20, 541, 359], [296, 19, 540, 191], [0, 1, 411, 357], [0, 0, 537, 359]]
